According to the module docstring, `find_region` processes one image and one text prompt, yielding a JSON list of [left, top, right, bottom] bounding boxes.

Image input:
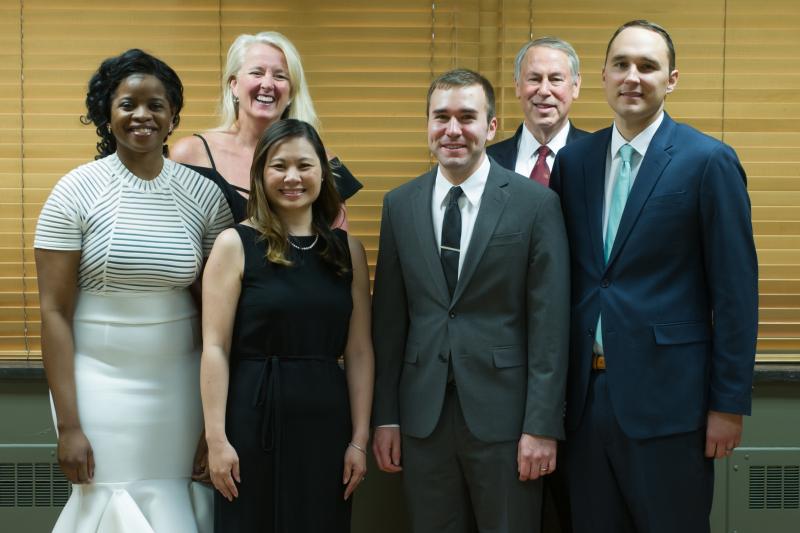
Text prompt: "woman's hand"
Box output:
[[208, 439, 240, 501], [57, 426, 94, 484], [342, 443, 367, 501]]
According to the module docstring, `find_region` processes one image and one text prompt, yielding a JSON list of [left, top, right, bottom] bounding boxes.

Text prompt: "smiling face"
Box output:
[[603, 26, 678, 138], [231, 43, 292, 125], [427, 84, 497, 184], [109, 74, 174, 161], [263, 136, 323, 220], [515, 46, 581, 144]]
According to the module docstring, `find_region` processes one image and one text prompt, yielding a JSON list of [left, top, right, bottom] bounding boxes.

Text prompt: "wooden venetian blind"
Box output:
[[3, 0, 799, 362], [724, 0, 800, 361]]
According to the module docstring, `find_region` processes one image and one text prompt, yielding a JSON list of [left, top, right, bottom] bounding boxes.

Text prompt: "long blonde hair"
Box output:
[[217, 32, 319, 132]]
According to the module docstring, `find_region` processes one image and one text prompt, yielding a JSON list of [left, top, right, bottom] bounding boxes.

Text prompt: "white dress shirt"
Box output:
[[594, 112, 664, 355], [432, 155, 491, 276], [602, 112, 665, 236], [514, 121, 572, 177]]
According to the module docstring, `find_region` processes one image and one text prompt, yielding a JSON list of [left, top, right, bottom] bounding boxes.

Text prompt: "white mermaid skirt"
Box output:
[[52, 290, 212, 533]]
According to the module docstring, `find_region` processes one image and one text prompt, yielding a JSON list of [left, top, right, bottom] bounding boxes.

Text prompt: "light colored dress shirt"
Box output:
[[514, 121, 571, 177], [432, 155, 491, 276], [595, 111, 664, 355], [602, 112, 665, 236]]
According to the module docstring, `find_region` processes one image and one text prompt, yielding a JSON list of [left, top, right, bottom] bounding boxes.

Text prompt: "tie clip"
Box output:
[[441, 245, 460, 252]]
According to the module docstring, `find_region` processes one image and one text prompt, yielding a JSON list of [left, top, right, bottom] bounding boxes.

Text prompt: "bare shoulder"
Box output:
[[212, 227, 244, 254], [170, 134, 207, 165]]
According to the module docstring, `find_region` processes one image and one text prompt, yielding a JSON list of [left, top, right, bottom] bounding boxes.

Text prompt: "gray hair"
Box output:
[[513, 37, 580, 82], [216, 32, 319, 131]]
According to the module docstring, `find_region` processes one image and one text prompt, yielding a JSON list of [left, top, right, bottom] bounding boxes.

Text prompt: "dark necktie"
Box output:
[[440, 186, 463, 298], [529, 145, 552, 187]]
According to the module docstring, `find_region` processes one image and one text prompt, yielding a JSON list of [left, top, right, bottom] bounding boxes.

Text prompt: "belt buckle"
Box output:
[[591, 353, 606, 371]]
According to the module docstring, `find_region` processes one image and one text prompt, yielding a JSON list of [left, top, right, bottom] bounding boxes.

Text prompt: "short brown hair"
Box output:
[[426, 68, 496, 122], [605, 20, 676, 72]]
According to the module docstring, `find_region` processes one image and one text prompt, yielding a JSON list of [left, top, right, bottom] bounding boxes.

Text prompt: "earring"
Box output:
[[232, 95, 239, 105], [106, 123, 111, 133]]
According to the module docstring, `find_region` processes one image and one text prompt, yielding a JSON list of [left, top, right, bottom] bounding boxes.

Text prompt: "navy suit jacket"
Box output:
[[487, 122, 590, 173], [551, 113, 758, 439]]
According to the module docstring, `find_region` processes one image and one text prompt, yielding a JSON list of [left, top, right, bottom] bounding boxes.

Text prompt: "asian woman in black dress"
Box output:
[[200, 119, 373, 532]]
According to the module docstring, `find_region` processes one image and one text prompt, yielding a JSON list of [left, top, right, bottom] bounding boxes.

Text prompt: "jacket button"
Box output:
[[439, 353, 448, 362], [449, 312, 456, 318], [601, 279, 610, 288]]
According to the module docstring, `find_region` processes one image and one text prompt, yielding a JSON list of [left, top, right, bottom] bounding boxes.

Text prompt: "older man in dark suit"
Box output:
[[488, 37, 588, 533], [488, 37, 588, 187], [372, 69, 570, 533], [551, 20, 758, 533]]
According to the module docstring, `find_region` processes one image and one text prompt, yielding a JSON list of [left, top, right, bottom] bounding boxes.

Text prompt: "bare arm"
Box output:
[[200, 228, 244, 500], [35, 248, 94, 484], [342, 236, 374, 499]]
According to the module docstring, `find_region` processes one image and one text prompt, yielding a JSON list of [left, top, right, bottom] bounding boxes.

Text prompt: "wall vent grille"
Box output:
[[749, 465, 800, 510], [0, 463, 70, 508]]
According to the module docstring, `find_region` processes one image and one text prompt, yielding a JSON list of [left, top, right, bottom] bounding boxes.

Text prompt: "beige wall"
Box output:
[[1, 0, 798, 360]]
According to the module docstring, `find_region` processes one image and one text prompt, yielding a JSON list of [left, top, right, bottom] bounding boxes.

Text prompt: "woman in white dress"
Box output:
[[34, 49, 232, 533]]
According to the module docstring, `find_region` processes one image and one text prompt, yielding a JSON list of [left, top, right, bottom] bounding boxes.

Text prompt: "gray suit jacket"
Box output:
[[372, 160, 570, 442]]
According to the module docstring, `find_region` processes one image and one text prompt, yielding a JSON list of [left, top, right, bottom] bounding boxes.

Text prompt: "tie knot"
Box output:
[[536, 145, 551, 159], [619, 144, 634, 163], [448, 186, 463, 206]]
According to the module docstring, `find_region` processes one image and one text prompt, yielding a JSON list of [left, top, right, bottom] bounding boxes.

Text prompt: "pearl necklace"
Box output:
[[287, 234, 319, 251]]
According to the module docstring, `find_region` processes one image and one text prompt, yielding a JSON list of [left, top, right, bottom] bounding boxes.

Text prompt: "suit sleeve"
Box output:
[[700, 144, 759, 415], [524, 189, 571, 439], [371, 194, 409, 426]]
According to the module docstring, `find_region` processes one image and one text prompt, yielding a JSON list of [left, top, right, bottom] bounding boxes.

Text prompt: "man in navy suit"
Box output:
[[488, 37, 589, 187], [551, 20, 758, 533]]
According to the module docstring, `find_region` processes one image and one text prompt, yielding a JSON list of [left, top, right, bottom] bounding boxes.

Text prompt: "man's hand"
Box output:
[[705, 410, 743, 459], [372, 426, 403, 473], [517, 433, 557, 481]]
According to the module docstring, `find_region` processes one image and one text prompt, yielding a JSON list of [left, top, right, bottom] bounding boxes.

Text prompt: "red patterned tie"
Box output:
[[529, 145, 552, 187]]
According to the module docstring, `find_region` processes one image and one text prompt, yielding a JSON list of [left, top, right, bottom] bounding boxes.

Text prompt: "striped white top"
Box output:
[[34, 153, 233, 293]]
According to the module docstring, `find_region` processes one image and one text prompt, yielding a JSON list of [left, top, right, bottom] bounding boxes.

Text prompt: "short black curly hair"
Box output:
[[81, 49, 184, 159]]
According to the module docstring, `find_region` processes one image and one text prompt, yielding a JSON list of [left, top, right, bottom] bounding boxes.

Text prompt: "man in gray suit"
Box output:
[[371, 69, 570, 533]]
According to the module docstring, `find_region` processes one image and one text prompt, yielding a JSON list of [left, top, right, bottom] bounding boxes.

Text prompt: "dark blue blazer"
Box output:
[[487, 122, 590, 173], [551, 113, 758, 439]]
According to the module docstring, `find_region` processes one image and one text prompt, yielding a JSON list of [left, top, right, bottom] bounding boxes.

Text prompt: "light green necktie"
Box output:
[[596, 143, 635, 350]]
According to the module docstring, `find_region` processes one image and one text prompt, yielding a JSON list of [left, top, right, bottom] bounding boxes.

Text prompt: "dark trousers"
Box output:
[[402, 384, 542, 533], [541, 440, 572, 533], [566, 371, 714, 533]]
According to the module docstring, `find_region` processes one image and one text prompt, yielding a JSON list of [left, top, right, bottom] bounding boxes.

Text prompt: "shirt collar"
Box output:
[[611, 111, 664, 160], [434, 154, 491, 209], [519, 121, 572, 159]]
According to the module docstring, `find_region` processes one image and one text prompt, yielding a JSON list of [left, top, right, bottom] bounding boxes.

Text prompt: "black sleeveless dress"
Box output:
[[216, 225, 354, 533]]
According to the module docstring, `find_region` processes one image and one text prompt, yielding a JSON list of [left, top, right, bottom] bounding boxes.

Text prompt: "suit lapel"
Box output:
[[451, 164, 510, 306], [605, 116, 675, 267], [582, 128, 612, 268], [411, 169, 451, 302]]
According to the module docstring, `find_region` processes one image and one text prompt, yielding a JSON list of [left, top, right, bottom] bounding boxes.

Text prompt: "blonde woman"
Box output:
[[171, 32, 361, 223]]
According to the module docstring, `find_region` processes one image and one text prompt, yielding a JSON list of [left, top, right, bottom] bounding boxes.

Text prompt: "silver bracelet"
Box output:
[[348, 442, 367, 455]]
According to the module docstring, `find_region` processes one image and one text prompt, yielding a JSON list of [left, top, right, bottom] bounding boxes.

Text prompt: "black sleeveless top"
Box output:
[[182, 134, 363, 223]]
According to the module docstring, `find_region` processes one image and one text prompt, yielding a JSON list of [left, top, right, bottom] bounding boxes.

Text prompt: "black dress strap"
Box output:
[[193, 133, 217, 170]]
